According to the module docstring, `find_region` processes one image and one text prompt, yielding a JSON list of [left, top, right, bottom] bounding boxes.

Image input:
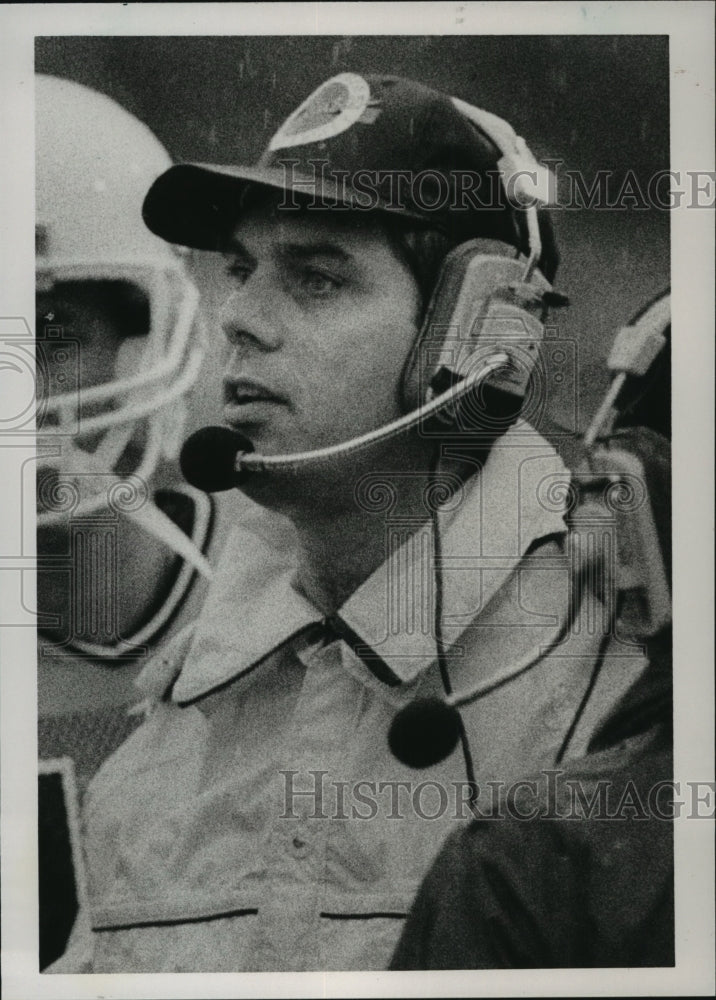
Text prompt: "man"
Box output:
[[55, 73, 657, 972], [35, 74, 245, 969]]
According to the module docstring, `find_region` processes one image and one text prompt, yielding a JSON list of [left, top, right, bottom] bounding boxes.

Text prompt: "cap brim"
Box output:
[[143, 163, 286, 250], [142, 161, 434, 251]]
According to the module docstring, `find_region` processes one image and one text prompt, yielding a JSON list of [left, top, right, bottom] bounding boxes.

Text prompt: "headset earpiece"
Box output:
[[400, 239, 553, 432]]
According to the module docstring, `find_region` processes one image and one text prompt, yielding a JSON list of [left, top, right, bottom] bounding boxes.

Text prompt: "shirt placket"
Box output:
[[252, 635, 363, 971]]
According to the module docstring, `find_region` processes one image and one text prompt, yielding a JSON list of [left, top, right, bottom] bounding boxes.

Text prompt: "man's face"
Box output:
[[220, 199, 422, 457]]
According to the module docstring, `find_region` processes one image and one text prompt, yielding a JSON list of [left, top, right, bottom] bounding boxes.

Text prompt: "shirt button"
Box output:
[[289, 831, 311, 858]]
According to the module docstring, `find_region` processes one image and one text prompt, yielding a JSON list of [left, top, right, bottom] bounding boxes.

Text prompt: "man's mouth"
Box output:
[[222, 378, 286, 423]]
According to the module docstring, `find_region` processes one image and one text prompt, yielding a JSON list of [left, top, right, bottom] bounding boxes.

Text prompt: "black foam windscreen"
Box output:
[[388, 697, 463, 769], [179, 425, 252, 493]]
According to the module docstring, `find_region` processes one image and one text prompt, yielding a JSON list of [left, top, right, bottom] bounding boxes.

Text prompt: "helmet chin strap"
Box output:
[[124, 501, 213, 580], [36, 423, 137, 526], [36, 418, 213, 580]]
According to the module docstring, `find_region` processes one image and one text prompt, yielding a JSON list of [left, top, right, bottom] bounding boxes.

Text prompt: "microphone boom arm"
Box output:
[[234, 351, 511, 474]]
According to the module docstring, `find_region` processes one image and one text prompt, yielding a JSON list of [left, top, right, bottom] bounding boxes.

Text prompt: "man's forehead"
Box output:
[[226, 194, 389, 254]]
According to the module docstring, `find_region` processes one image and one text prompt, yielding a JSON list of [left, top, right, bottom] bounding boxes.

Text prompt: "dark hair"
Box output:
[[384, 213, 562, 329], [382, 223, 456, 319]]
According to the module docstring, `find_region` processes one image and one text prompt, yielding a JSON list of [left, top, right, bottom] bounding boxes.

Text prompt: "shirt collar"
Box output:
[[168, 422, 570, 703], [169, 506, 318, 703]]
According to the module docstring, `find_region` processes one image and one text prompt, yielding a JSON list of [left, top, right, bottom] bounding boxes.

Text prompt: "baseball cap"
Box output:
[[143, 73, 558, 280]]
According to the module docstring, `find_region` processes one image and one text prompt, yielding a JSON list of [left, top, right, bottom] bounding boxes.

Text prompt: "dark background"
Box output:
[[36, 35, 670, 432]]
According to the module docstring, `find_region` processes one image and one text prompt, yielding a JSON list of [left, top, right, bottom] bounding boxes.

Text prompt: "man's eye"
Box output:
[[225, 261, 252, 282], [301, 269, 342, 295]]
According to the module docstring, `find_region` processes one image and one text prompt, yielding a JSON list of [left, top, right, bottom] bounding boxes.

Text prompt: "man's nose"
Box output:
[[219, 277, 283, 352]]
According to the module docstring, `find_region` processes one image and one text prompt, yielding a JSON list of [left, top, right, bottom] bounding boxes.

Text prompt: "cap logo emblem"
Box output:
[[269, 73, 372, 151]]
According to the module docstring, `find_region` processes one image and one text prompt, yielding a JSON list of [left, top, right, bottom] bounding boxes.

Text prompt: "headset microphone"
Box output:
[[180, 425, 253, 493], [389, 698, 463, 770], [180, 352, 510, 491]]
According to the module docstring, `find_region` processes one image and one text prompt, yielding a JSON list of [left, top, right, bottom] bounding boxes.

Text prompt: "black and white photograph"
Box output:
[[0, 3, 713, 997]]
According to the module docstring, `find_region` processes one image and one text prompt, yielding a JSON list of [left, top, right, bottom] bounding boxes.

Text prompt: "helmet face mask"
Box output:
[[35, 75, 204, 527]]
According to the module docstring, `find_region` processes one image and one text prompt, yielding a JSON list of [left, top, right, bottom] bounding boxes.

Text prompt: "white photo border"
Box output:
[[1, 3, 713, 997]]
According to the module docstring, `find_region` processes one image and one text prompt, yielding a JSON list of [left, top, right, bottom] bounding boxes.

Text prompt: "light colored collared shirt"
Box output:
[[65, 423, 647, 972]]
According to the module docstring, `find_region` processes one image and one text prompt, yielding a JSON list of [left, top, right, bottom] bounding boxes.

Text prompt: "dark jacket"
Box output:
[[391, 633, 673, 969]]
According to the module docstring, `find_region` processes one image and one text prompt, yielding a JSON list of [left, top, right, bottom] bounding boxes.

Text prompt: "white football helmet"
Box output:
[[35, 74, 205, 558]]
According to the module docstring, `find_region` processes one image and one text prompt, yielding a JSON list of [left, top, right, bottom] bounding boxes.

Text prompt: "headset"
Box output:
[[180, 97, 560, 488], [179, 100, 669, 786]]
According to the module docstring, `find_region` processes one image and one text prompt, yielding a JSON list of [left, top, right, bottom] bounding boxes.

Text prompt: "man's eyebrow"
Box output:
[[222, 237, 354, 264], [279, 242, 353, 264]]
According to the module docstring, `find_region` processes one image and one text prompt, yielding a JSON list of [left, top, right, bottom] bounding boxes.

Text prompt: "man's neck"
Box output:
[[289, 466, 433, 616], [237, 434, 478, 617]]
